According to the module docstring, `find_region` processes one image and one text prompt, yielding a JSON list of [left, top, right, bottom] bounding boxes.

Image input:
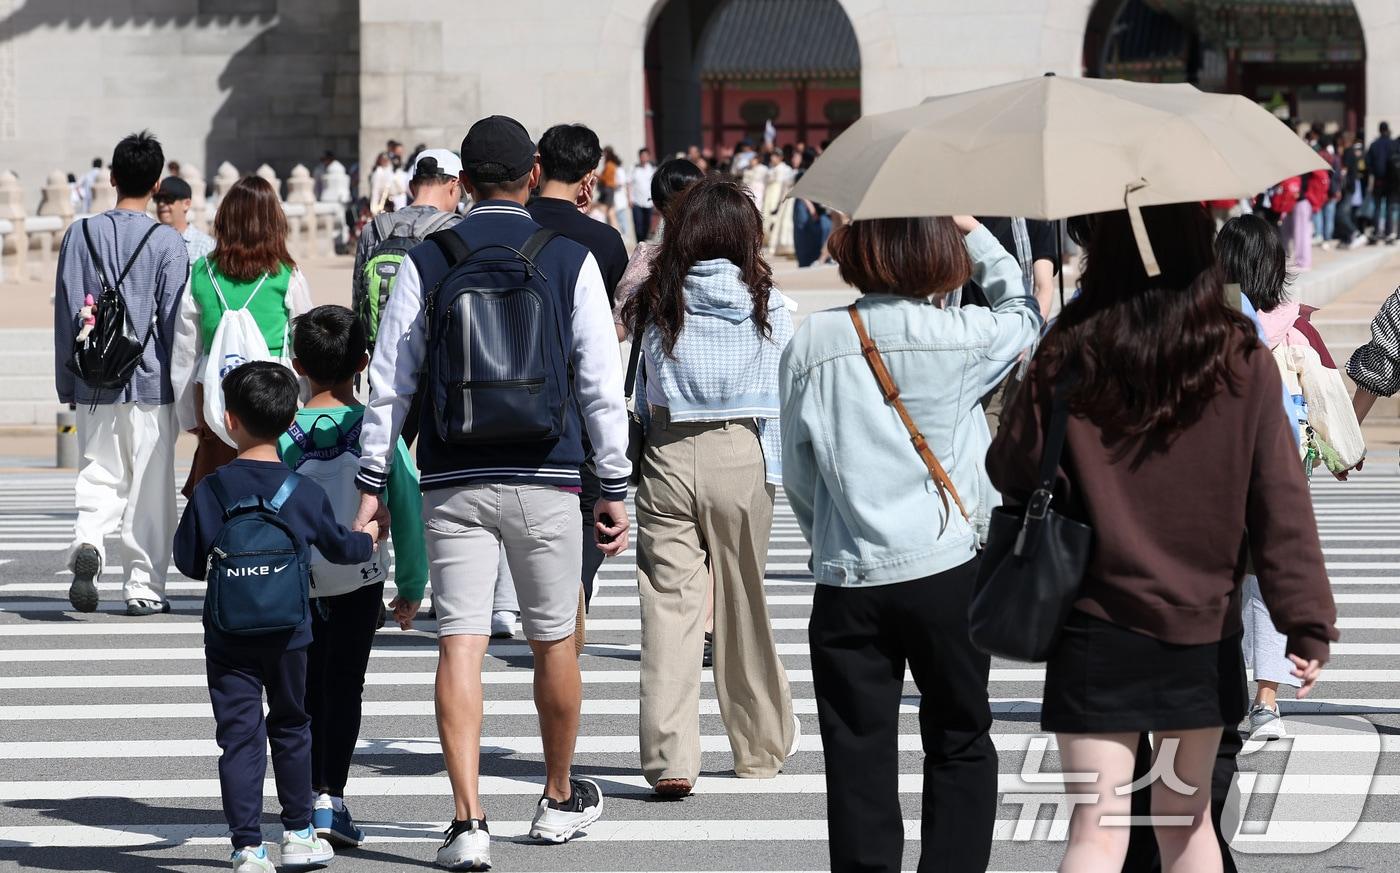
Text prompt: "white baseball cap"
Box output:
[[410, 148, 463, 180]]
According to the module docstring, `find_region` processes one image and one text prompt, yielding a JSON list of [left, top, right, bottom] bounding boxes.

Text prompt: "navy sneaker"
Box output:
[[313, 794, 364, 847]]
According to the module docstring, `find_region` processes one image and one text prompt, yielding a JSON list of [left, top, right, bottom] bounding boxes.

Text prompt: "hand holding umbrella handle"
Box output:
[[952, 215, 981, 235]]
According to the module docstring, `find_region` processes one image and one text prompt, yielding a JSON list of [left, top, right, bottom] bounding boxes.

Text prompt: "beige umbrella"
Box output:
[[789, 75, 1327, 276]]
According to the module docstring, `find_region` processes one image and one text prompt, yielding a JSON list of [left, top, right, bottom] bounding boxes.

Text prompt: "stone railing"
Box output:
[[0, 160, 349, 283]]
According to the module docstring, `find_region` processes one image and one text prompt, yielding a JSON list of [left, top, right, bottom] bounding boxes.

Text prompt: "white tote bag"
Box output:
[[200, 267, 275, 448]]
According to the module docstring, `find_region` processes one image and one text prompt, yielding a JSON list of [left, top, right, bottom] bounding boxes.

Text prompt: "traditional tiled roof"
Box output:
[[696, 0, 860, 81]]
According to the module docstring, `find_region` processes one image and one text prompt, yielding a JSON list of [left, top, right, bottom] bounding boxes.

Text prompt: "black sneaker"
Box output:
[[528, 778, 602, 843], [68, 544, 100, 612], [435, 818, 490, 870], [702, 632, 714, 668]]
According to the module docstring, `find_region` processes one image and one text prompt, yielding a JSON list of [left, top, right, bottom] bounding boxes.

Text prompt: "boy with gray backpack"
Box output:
[[173, 361, 379, 873]]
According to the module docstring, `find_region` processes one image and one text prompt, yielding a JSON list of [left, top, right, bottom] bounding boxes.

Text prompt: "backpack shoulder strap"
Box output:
[[519, 228, 559, 266], [80, 219, 113, 294], [847, 304, 970, 529], [114, 223, 160, 293], [428, 227, 472, 269], [423, 210, 459, 238], [267, 472, 302, 514]]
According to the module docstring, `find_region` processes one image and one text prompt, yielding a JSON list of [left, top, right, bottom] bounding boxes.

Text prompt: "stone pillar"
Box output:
[[35, 170, 74, 276], [319, 162, 351, 205], [89, 172, 116, 214], [255, 164, 282, 200], [286, 164, 318, 255], [37, 170, 74, 225], [0, 172, 28, 282], [212, 162, 240, 206], [180, 163, 209, 232]]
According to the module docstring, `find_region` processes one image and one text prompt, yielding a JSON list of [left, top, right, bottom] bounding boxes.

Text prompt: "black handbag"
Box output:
[[970, 372, 1092, 662], [623, 298, 646, 487]]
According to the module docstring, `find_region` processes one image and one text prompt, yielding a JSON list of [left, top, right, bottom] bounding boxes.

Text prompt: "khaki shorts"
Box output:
[[424, 484, 583, 641]]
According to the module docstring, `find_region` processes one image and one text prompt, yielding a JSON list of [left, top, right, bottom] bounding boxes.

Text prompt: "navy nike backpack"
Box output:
[[204, 474, 310, 636], [423, 227, 568, 444]]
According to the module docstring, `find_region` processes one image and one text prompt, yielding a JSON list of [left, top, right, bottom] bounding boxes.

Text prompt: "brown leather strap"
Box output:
[[847, 304, 970, 526]]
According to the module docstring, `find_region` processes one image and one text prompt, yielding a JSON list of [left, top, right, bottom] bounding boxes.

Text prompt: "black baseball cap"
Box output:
[[460, 115, 536, 184], [154, 176, 192, 202]]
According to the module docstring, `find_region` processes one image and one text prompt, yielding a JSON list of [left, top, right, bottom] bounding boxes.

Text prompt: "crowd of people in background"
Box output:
[[49, 105, 1400, 873]]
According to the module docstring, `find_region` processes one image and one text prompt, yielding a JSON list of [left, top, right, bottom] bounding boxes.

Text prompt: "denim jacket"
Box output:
[[779, 226, 1042, 587]]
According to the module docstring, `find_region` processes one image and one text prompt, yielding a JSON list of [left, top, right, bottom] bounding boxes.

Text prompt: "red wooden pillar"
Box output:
[[796, 79, 809, 146], [712, 80, 725, 151]]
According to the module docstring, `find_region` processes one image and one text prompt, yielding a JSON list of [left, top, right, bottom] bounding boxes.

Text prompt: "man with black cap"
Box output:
[[154, 175, 214, 264], [353, 115, 630, 870]]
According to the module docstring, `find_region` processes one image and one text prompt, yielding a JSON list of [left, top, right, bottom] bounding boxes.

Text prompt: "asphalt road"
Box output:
[[1, 470, 1398, 872]]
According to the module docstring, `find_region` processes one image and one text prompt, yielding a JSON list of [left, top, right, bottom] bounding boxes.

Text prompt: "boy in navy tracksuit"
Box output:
[[174, 361, 379, 872]]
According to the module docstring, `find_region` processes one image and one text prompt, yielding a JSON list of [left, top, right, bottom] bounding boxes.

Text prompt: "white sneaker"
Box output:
[[1247, 703, 1287, 741], [529, 778, 603, 843], [279, 826, 334, 868], [489, 610, 517, 640], [231, 845, 274, 872], [436, 818, 491, 870], [787, 713, 802, 758]]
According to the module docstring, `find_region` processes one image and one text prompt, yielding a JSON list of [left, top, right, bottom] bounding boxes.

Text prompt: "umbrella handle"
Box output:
[[1125, 180, 1162, 278]]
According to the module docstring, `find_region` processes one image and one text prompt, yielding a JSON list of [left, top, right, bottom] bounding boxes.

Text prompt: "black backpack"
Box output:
[[424, 227, 567, 445], [66, 217, 161, 396]]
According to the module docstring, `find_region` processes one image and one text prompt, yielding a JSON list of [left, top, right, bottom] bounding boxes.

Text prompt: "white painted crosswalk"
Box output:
[[0, 471, 1398, 871]]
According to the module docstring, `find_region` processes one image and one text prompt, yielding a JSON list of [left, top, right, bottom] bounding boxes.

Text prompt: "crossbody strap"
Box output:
[[1026, 371, 1075, 521], [624, 292, 647, 402], [847, 304, 970, 526]]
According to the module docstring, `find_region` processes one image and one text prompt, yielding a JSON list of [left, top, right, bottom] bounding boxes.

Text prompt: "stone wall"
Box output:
[[357, 0, 1400, 177], [0, 0, 359, 210]]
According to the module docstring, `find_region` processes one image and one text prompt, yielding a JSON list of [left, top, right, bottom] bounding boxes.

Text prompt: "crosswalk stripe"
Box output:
[[9, 667, 1400, 691], [0, 731, 1388, 761]]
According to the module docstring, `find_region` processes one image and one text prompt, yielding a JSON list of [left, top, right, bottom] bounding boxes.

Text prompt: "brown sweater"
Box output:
[[986, 338, 1337, 665]]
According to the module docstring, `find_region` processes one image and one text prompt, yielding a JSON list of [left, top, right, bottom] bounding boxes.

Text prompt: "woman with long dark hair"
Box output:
[[987, 203, 1336, 873], [613, 157, 705, 334], [172, 174, 312, 495], [620, 176, 798, 798], [781, 215, 1039, 872]]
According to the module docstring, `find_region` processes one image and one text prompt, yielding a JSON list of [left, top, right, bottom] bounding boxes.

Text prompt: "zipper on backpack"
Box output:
[[455, 379, 545, 388]]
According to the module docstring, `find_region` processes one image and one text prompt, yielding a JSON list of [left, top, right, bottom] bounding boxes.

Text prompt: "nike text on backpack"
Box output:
[[355, 212, 458, 351], [204, 474, 311, 636], [200, 261, 283, 447], [66, 218, 161, 399], [285, 415, 386, 597], [424, 227, 569, 444]]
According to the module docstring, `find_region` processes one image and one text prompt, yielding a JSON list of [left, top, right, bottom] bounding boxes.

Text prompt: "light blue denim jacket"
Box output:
[[779, 226, 1042, 586]]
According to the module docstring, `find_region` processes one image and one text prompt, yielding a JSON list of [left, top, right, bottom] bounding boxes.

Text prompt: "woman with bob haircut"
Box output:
[[172, 174, 313, 494], [780, 215, 1040, 871], [987, 203, 1336, 873], [621, 175, 798, 799]]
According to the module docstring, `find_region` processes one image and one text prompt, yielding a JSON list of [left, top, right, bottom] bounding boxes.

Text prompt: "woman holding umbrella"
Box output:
[[987, 203, 1335, 873], [781, 214, 1040, 871]]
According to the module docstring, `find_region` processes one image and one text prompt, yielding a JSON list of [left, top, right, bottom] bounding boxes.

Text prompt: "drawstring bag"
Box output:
[[200, 263, 276, 447]]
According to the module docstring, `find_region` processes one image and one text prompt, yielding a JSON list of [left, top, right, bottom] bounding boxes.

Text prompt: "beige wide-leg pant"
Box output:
[[637, 410, 795, 787]]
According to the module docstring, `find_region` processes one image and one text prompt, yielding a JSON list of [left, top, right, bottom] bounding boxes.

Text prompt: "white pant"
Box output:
[[70, 402, 177, 602], [1242, 574, 1302, 688]]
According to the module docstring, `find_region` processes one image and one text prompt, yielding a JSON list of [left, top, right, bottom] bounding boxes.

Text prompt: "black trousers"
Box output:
[[206, 644, 311, 849], [1121, 728, 1243, 873], [306, 582, 385, 796], [809, 558, 997, 873]]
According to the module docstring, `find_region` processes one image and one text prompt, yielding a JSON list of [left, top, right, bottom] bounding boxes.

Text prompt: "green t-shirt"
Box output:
[[190, 257, 295, 356], [277, 405, 428, 601]]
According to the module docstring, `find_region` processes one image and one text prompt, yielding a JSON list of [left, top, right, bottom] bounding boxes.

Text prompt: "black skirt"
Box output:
[[1041, 610, 1248, 734]]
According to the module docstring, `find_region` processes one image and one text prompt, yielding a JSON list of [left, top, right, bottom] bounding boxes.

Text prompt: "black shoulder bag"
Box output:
[[66, 217, 161, 395], [970, 372, 1092, 662], [623, 294, 647, 486]]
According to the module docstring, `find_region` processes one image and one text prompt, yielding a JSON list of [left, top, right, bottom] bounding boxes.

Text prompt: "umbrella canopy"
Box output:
[[789, 76, 1327, 275]]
